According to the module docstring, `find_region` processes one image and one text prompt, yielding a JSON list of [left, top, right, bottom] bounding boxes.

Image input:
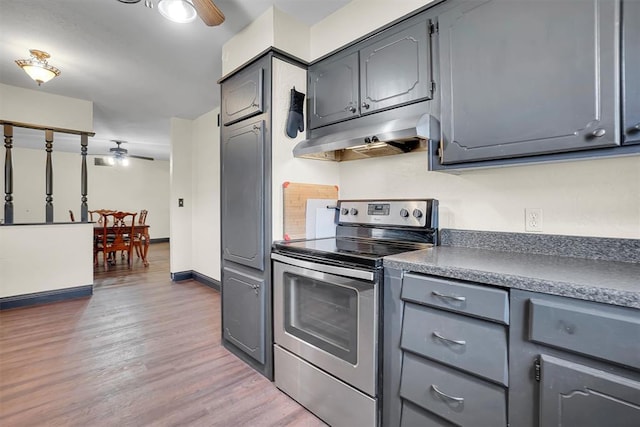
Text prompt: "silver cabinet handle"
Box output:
[[431, 385, 464, 403], [634, 123, 640, 131], [592, 128, 606, 137], [345, 105, 356, 113], [433, 331, 466, 346], [432, 291, 466, 302], [361, 102, 370, 109]]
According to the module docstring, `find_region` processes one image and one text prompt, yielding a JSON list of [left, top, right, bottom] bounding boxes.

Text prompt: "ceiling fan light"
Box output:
[[158, 0, 197, 23]]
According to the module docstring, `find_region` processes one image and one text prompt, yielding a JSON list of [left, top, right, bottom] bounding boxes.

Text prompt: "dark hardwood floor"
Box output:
[[0, 243, 326, 426]]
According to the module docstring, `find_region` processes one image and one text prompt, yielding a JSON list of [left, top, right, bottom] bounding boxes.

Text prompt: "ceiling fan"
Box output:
[[117, 0, 225, 26], [95, 140, 154, 166]]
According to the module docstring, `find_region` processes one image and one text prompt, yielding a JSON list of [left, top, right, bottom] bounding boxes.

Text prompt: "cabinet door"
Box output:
[[623, 0, 640, 144], [222, 266, 265, 364], [308, 51, 359, 129], [360, 20, 432, 115], [439, 0, 620, 164], [221, 66, 264, 126], [221, 120, 264, 270], [539, 354, 640, 427]]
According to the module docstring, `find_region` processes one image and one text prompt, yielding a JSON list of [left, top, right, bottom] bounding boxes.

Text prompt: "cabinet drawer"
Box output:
[[402, 273, 509, 324], [400, 352, 507, 427], [529, 296, 640, 370], [402, 303, 508, 385], [401, 401, 456, 427]]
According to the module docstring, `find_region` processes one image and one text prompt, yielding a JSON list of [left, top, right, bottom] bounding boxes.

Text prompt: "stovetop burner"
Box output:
[[273, 199, 439, 269]]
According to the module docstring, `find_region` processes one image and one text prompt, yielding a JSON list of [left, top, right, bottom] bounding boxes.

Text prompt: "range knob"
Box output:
[[341, 208, 349, 215], [350, 208, 359, 215], [413, 209, 423, 219], [399, 208, 409, 218]]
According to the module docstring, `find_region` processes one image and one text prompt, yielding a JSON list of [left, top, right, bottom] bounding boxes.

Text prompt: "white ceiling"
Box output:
[[0, 0, 350, 161]]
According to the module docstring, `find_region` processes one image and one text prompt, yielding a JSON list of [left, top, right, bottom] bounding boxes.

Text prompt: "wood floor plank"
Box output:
[[0, 243, 326, 427]]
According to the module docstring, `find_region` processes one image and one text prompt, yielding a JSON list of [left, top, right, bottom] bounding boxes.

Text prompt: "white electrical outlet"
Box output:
[[525, 208, 543, 232]]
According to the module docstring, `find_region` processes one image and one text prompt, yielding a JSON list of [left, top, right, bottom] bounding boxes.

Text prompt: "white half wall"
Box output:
[[0, 223, 93, 298], [0, 147, 169, 237]]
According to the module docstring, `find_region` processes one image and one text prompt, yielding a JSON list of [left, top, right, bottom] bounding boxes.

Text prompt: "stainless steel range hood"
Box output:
[[293, 101, 440, 161]]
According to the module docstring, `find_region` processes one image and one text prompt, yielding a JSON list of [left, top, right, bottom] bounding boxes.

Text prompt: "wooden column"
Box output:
[[45, 129, 54, 223], [4, 124, 13, 224], [80, 133, 88, 222]]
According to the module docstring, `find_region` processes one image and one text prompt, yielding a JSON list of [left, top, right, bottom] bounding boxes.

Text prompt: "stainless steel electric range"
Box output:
[[271, 199, 439, 427]]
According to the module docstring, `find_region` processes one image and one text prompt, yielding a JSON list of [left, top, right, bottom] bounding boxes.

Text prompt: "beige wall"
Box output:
[[191, 108, 221, 280], [169, 117, 193, 273], [271, 58, 340, 241], [310, 0, 436, 60]]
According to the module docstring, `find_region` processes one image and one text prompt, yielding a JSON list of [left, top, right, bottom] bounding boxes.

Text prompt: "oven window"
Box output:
[[284, 272, 358, 365]]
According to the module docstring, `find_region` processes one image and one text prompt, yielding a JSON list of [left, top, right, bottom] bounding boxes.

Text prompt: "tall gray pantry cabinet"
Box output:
[[219, 54, 273, 379]]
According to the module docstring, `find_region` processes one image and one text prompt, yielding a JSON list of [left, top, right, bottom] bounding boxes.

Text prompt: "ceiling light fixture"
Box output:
[[157, 0, 198, 23], [15, 49, 61, 86]]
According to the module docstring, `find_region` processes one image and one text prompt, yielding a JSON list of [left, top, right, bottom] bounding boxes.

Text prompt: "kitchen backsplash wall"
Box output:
[[337, 152, 640, 239]]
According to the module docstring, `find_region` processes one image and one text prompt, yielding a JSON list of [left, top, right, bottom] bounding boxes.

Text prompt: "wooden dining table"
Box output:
[[93, 224, 150, 266]]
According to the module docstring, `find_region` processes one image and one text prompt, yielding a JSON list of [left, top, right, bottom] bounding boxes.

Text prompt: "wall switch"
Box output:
[[525, 208, 543, 232], [178, 198, 184, 207]]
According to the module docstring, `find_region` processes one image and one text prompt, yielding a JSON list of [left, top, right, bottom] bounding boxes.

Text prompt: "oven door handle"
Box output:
[[271, 253, 375, 282]]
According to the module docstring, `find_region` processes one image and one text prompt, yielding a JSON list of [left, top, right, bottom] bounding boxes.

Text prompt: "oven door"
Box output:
[[272, 253, 378, 396]]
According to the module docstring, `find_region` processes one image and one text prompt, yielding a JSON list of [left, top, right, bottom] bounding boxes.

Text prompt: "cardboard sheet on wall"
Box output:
[[282, 182, 339, 240]]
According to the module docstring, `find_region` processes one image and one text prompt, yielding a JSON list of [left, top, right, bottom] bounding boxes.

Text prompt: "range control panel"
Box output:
[[338, 199, 437, 228]]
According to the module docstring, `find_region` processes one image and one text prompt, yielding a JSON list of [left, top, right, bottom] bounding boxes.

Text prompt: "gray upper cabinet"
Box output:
[[623, 0, 640, 145], [360, 21, 432, 114], [308, 18, 433, 130], [439, 0, 620, 165], [221, 66, 264, 126], [308, 52, 359, 129], [221, 119, 265, 270]]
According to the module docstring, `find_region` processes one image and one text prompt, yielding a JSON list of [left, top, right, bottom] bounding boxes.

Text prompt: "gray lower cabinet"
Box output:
[[438, 0, 620, 164], [623, 0, 640, 144], [308, 16, 433, 130], [539, 354, 640, 427], [509, 290, 640, 427], [222, 266, 265, 364], [383, 269, 509, 427], [221, 119, 265, 270]]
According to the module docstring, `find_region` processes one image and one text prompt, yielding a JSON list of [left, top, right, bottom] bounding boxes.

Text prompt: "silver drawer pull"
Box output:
[[433, 331, 466, 346], [432, 291, 466, 302], [431, 385, 464, 403]]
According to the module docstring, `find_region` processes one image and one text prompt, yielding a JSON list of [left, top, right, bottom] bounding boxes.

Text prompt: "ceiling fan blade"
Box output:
[[129, 155, 155, 161], [192, 0, 225, 26]]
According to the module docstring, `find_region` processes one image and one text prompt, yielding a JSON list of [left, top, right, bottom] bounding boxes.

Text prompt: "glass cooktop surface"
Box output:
[[273, 237, 432, 268]]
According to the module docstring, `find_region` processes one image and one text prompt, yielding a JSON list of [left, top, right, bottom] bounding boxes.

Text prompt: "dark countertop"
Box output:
[[384, 246, 640, 309]]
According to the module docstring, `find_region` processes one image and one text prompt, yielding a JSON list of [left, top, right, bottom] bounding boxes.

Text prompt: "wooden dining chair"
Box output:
[[134, 209, 148, 258], [96, 211, 137, 268]]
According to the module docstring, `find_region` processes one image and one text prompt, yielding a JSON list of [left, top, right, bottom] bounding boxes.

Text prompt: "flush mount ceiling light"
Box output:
[[15, 49, 61, 86], [157, 0, 198, 23]]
